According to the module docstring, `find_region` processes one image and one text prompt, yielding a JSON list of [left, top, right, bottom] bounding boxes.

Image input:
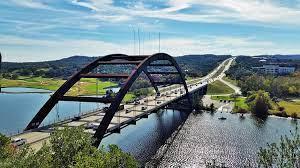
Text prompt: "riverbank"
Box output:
[[1, 77, 135, 101], [211, 95, 300, 119]]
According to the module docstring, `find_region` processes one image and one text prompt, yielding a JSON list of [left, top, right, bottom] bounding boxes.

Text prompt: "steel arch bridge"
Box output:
[[25, 53, 192, 146]]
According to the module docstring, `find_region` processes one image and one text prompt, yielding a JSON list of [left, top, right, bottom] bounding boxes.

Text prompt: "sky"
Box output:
[[1, 0, 300, 62]]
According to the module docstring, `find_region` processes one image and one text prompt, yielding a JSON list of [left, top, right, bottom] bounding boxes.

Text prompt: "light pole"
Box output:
[[158, 32, 161, 53], [138, 28, 141, 56], [130, 25, 136, 55], [0, 52, 2, 93]]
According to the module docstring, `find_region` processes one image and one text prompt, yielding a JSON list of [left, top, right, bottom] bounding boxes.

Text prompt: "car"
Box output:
[[134, 101, 140, 105], [85, 122, 100, 130], [125, 109, 131, 113], [11, 138, 27, 147], [157, 101, 161, 104], [141, 106, 147, 110], [174, 92, 178, 94], [72, 116, 81, 121]]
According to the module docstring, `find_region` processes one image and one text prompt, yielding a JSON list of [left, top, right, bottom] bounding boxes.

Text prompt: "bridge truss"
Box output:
[[25, 53, 192, 146]]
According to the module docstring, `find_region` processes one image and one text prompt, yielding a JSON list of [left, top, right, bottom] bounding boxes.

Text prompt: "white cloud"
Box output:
[[68, 0, 300, 26], [1, 35, 300, 62], [10, 0, 49, 9]]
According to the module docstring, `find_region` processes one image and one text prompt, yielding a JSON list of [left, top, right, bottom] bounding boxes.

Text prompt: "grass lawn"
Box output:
[[211, 95, 248, 111], [1, 77, 138, 102], [272, 101, 300, 118], [2, 77, 116, 95], [1, 77, 65, 91], [222, 76, 238, 86], [207, 80, 235, 95]]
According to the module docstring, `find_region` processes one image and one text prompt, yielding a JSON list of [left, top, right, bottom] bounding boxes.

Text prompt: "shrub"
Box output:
[[291, 112, 298, 119], [236, 108, 248, 114], [274, 111, 288, 117], [278, 106, 285, 111]]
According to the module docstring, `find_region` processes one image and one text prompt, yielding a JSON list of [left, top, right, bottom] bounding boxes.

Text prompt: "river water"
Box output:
[[0, 87, 298, 166]]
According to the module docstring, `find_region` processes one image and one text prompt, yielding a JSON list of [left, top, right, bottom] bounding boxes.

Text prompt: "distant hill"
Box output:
[[2, 56, 97, 79], [1, 54, 231, 78], [254, 55, 300, 60]]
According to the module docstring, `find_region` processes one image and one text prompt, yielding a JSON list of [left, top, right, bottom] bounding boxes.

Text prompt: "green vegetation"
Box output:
[[271, 101, 300, 118], [2, 55, 230, 79], [237, 74, 300, 98], [0, 127, 138, 168], [1, 76, 136, 102], [207, 80, 235, 95], [2, 76, 65, 91], [222, 76, 238, 86], [246, 90, 273, 117], [1, 76, 118, 96], [258, 127, 300, 167], [211, 95, 248, 112]]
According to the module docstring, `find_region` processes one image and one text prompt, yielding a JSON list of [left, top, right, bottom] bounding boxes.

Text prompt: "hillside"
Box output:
[[1, 54, 231, 79]]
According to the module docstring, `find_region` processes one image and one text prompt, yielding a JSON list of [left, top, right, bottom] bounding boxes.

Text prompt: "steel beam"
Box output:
[[98, 61, 141, 65], [153, 81, 184, 85], [148, 63, 173, 66], [59, 96, 113, 103], [148, 71, 179, 75], [80, 73, 129, 79]]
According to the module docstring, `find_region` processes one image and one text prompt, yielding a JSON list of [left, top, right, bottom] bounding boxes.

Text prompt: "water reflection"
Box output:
[[154, 112, 299, 167], [101, 109, 188, 164]]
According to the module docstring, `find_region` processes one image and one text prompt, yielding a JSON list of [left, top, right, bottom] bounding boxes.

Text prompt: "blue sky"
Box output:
[[1, 0, 300, 62]]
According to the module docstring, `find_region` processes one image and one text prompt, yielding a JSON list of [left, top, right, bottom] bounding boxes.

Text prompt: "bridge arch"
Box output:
[[25, 53, 192, 146]]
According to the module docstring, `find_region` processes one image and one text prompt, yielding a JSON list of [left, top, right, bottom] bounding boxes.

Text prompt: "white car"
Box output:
[[85, 122, 100, 130], [11, 138, 27, 147], [126, 109, 131, 113]]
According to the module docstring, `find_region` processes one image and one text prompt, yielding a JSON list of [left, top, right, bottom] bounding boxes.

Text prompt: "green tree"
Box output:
[[246, 90, 272, 117], [0, 127, 138, 168], [50, 127, 94, 168], [288, 86, 298, 96], [258, 127, 300, 167], [0, 134, 13, 161]]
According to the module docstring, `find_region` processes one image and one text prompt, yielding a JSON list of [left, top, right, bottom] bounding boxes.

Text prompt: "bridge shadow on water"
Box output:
[[100, 109, 189, 165]]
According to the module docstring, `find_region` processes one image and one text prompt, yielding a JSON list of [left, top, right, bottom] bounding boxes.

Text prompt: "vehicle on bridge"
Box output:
[[11, 138, 27, 148]]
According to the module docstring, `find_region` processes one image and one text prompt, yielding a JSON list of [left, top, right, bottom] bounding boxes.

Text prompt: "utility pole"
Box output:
[[138, 28, 141, 56], [158, 32, 161, 53], [148, 32, 151, 54], [130, 25, 136, 55], [0, 52, 2, 93]]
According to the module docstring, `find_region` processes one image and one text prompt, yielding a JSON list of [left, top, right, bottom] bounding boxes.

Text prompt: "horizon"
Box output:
[[2, 53, 300, 63], [1, 0, 300, 62]]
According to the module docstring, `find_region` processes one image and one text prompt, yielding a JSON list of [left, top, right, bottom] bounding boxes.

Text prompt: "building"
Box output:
[[252, 65, 295, 75]]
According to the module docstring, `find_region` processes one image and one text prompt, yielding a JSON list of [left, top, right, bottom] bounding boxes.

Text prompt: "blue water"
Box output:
[[0, 87, 107, 135], [0, 87, 299, 166], [101, 109, 188, 164]]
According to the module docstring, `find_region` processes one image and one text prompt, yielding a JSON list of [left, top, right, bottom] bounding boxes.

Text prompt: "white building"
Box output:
[[252, 65, 295, 75]]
